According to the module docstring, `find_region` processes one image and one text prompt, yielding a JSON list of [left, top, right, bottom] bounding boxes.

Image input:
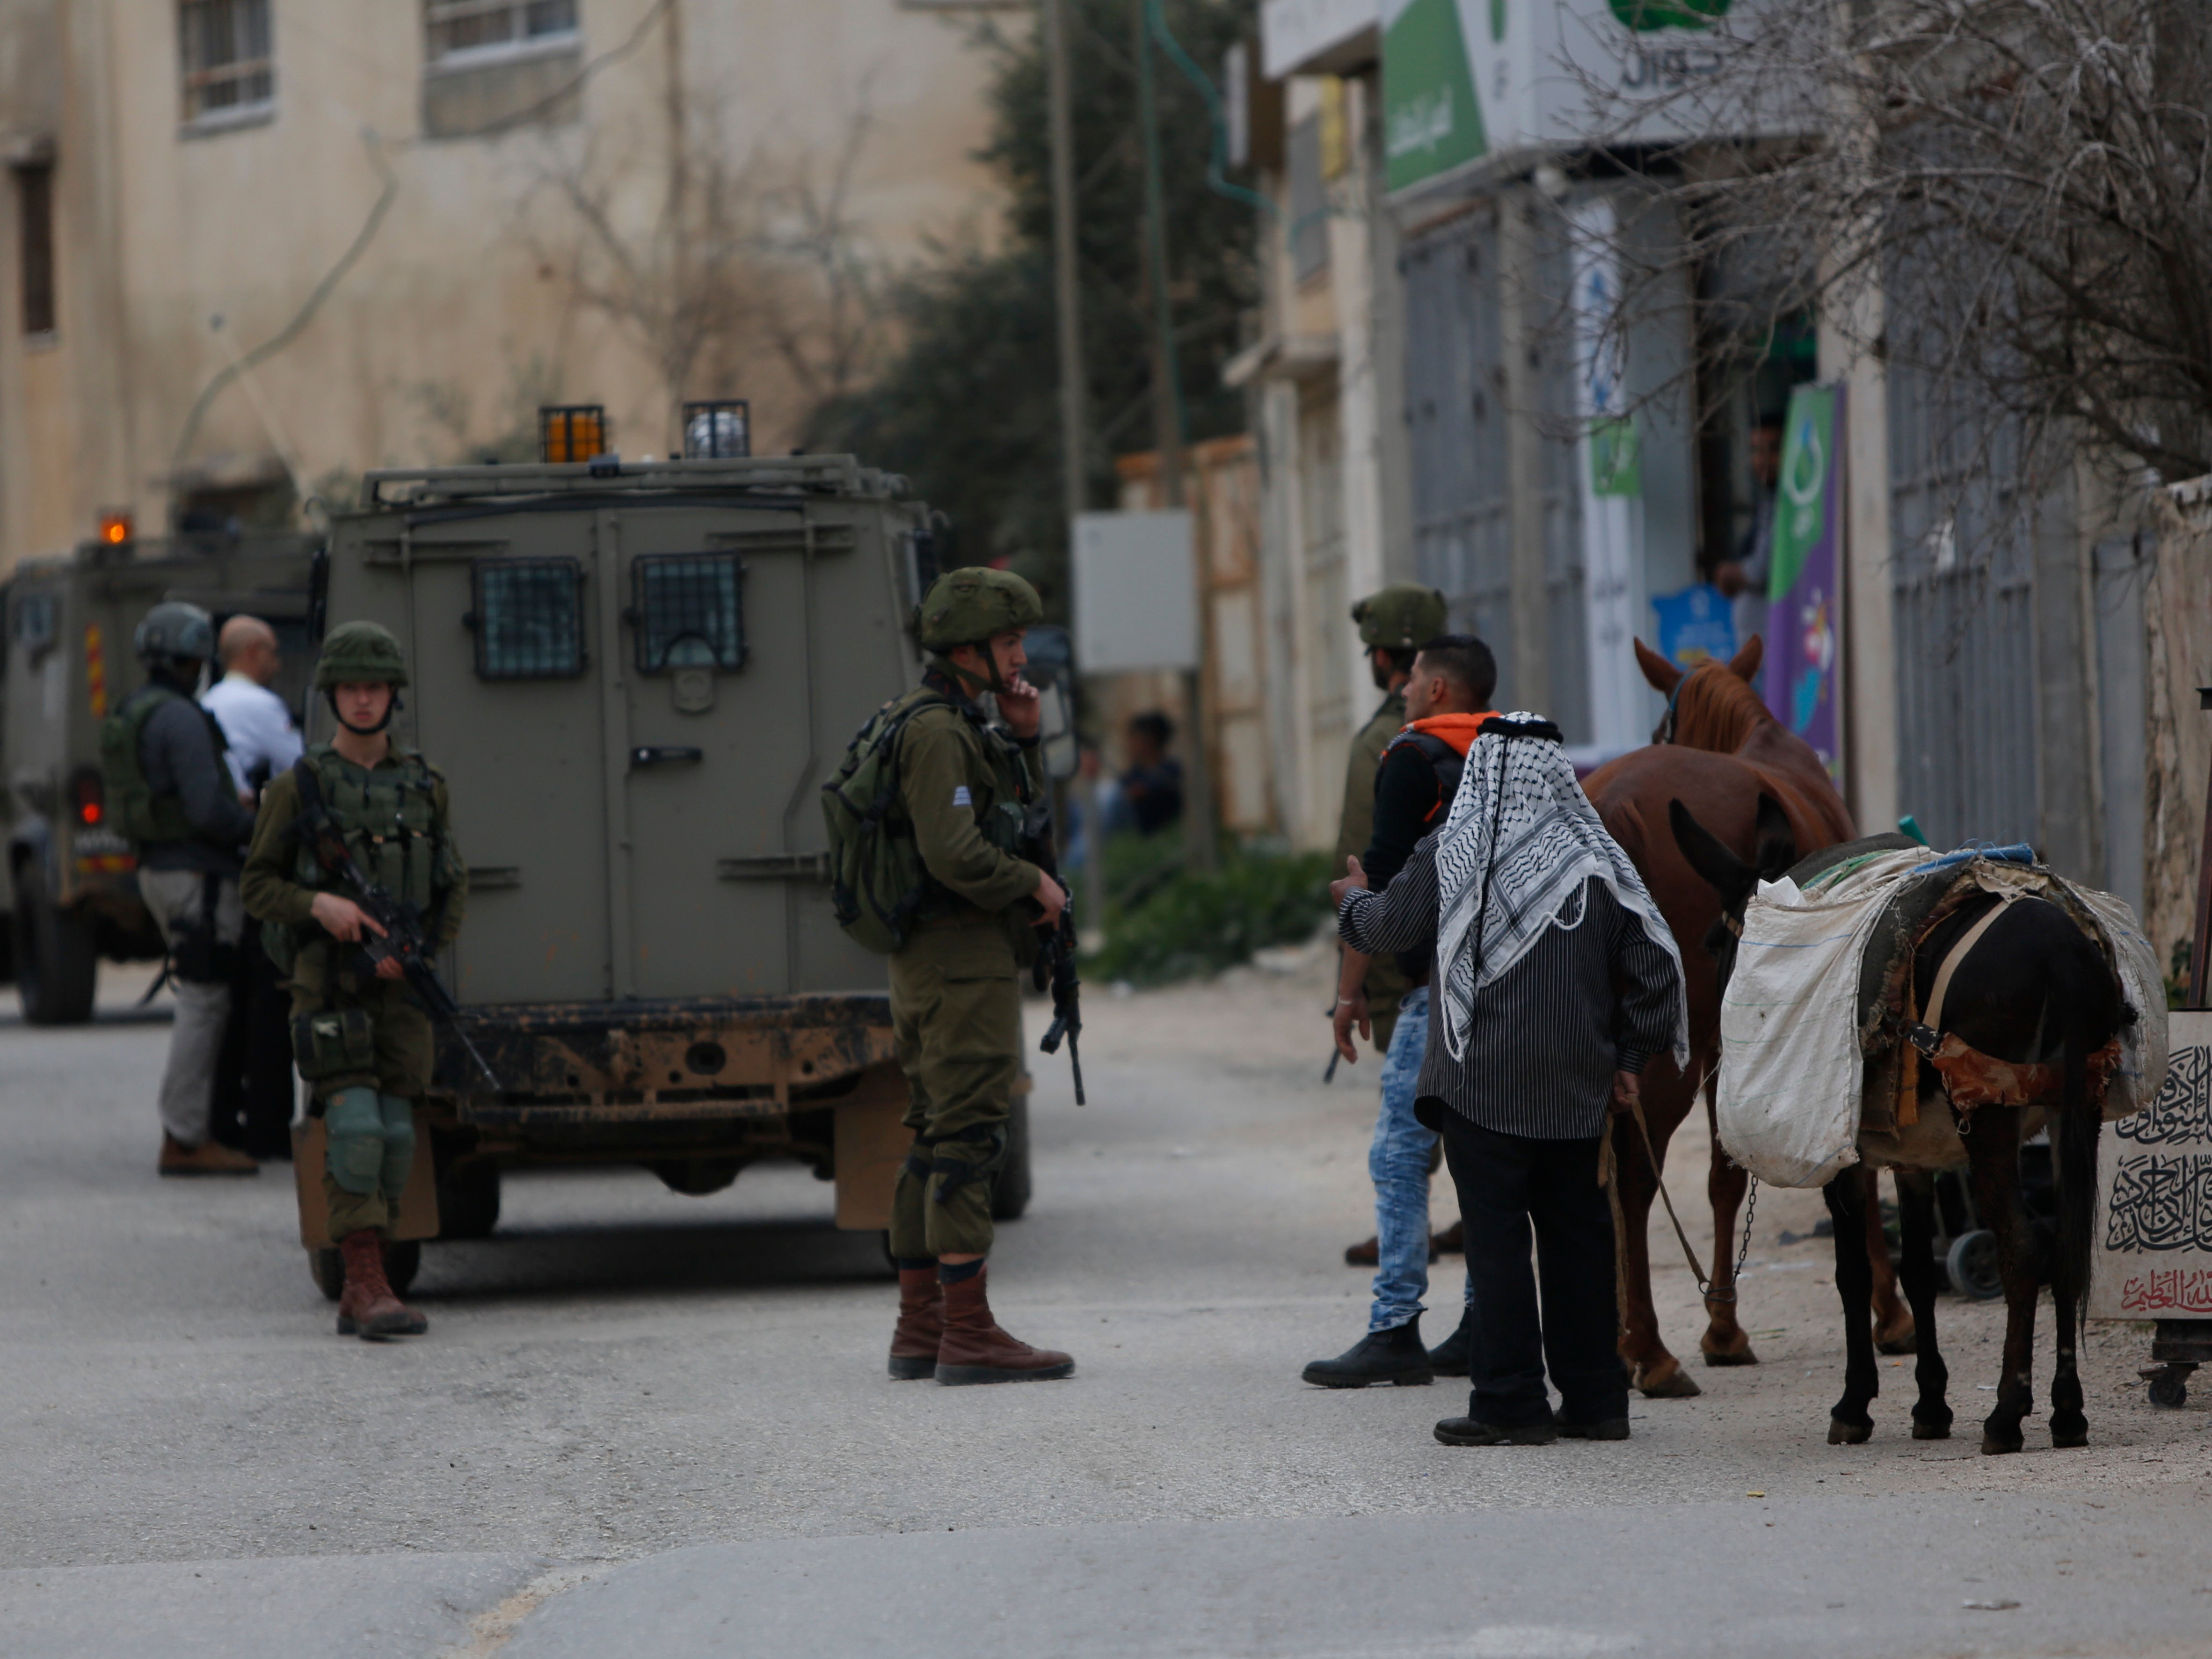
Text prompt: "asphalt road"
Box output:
[[3, 956, 2208, 1659]]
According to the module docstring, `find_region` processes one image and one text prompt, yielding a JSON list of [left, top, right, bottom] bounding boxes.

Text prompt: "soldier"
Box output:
[[242, 623, 467, 1340], [1335, 584, 1448, 1266], [104, 601, 261, 1176], [883, 568, 1074, 1386]]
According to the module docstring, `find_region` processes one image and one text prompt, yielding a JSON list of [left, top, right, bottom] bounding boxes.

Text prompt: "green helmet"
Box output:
[[314, 621, 410, 690], [915, 567, 1043, 650], [1352, 583, 1448, 650], [133, 601, 215, 666]]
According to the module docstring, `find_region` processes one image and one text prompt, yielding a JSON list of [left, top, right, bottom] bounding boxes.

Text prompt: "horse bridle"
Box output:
[[1657, 663, 1715, 746]]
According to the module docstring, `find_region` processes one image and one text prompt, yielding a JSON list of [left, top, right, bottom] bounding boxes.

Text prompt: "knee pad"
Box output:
[[323, 1086, 386, 1196], [377, 1093, 417, 1194]]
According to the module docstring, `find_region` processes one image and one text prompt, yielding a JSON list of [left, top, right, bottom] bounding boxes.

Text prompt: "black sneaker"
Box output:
[[1426, 1309, 1475, 1376], [1552, 1411, 1630, 1441], [1434, 1416, 1557, 1446], [1301, 1321, 1433, 1389]]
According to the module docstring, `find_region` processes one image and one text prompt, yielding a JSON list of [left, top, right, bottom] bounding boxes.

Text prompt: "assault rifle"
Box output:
[[288, 761, 503, 1094], [1022, 800, 1086, 1106]]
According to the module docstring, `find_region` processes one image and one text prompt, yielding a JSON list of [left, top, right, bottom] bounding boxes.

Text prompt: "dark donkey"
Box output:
[[1670, 795, 2126, 1453]]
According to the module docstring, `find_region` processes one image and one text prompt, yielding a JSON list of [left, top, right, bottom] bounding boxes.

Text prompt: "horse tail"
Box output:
[[2049, 944, 2104, 1341]]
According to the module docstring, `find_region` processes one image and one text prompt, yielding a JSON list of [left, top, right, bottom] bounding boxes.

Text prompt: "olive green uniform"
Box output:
[[242, 748, 467, 1238], [885, 678, 1046, 1262], [1337, 691, 1414, 1052]]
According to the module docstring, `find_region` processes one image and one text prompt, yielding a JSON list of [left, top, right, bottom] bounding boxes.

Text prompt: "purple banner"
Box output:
[[1763, 381, 1845, 779]]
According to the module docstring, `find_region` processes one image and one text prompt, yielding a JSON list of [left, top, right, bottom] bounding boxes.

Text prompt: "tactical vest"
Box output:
[[268, 745, 451, 974], [99, 683, 231, 848], [822, 686, 1032, 955]]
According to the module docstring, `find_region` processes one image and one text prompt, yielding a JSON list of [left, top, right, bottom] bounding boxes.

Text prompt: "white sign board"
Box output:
[[1073, 511, 1199, 674], [2092, 1010, 2212, 1320]]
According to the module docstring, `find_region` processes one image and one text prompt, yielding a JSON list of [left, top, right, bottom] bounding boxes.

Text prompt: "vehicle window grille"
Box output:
[[14, 591, 56, 650], [634, 554, 744, 674], [473, 559, 584, 679]]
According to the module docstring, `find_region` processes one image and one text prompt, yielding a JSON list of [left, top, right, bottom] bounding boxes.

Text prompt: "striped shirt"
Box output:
[[1339, 834, 1681, 1140]]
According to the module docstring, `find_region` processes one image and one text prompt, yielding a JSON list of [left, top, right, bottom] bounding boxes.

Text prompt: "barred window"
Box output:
[[179, 0, 274, 127], [633, 554, 744, 674], [426, 0, 580, 65], [14, 591, 56, 650], [472, 559, 584, 679]]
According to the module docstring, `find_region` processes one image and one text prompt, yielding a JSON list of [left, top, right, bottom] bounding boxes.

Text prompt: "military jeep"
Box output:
[[0, 533, 317, 1022], [305, 433, 1033, 1278]]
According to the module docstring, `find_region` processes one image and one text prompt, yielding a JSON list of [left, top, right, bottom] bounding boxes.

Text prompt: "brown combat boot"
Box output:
[[335, 1230, 428, 1340], [935, 1266, 1073, 1385], [159, 1134, 258, 1177], [888, 1266, 945, 1380]]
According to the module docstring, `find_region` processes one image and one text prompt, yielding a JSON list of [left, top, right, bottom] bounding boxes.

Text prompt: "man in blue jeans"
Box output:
[[1304, 636, 1497, 1387]]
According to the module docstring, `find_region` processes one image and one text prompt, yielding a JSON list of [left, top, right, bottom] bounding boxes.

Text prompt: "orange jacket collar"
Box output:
[[1403, 712, 1498, 756]]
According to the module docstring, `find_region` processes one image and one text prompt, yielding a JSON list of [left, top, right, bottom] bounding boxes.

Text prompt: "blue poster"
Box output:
[[1651, 582, 1738, 669]]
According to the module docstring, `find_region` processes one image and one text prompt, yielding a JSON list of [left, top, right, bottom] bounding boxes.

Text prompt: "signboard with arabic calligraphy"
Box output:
[[2090, 1012, 2212, 1319]]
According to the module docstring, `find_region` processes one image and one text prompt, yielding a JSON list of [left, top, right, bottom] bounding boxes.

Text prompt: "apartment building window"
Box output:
[[1288, 117, 1330, 284], [16, 162, 54, 337], [179, 0, 275, 129], [426, 0, 580, 66]]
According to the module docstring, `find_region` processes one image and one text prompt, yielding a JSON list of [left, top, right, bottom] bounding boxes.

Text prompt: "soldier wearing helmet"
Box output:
[[880, 567, 1074, 1387], [242, 622, 469, 1341], [1335, 585, 1448, 1056], [101, 600, 260, 1176]]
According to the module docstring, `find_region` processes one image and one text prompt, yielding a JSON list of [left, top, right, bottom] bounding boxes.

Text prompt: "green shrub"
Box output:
[[1085, 842, 1335, 987]]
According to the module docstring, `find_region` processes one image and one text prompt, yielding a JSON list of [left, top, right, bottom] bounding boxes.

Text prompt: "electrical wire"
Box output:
[[1143, 0, 1275, 218]]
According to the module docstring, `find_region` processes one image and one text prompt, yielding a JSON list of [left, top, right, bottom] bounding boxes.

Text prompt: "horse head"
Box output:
[[1666, 792, 1798, 981], [1641, 634, 1768, 747]]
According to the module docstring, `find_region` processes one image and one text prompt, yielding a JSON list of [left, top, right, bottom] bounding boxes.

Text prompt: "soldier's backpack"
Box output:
[[99, 683, 226, 847], [821, 693, 957, 954]]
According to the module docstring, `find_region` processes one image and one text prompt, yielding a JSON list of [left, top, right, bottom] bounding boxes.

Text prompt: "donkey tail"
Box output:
[[2050, 949, 2105, 1340]]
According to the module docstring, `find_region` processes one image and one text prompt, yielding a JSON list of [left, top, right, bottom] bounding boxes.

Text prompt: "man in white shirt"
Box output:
[[200, 615, 304, 1158], [202, 616, 303, 799]]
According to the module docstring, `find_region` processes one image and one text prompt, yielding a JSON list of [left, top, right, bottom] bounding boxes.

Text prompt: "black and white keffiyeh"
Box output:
[[1432, 714, 1689, 1067]]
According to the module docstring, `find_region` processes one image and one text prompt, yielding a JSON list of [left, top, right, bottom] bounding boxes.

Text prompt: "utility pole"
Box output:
[[1044, 0, 1088, 528], [1133, 0, 1218, 873]]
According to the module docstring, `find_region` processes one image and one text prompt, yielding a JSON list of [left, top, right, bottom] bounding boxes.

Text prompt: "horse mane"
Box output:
[[1674, 664, 1774, 754]]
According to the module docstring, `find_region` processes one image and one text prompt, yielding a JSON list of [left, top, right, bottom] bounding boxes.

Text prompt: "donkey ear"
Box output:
[[1727, 633, 1764, 684], [1754, 792, 1799, 883], [1670, 797, 1755, 910], [1634, 637, 1683, 696]]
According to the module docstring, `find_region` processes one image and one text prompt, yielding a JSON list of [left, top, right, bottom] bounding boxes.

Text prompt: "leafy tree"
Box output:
[[810, 0, 1259, 607]]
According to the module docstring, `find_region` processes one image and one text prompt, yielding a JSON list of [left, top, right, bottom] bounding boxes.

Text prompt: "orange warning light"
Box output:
[[98, 512, 132, 546]]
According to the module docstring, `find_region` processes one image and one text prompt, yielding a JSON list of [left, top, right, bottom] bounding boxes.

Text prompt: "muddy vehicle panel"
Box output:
[[306, 450, 1022, 1269], [0, 535, 317, 1022]]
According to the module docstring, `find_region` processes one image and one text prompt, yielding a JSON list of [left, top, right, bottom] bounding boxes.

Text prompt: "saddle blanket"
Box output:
[[1716, 847, 2167, 1188]]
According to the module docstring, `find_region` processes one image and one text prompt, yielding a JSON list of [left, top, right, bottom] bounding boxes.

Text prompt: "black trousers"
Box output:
[[208, 924, 297, 1160], [1440, 1112, 1628, 1428]]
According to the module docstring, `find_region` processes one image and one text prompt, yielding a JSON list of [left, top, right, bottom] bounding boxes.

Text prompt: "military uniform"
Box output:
[[241, 623, 466, 1340], [877, 567, 1073, 1385], [1337, 585, 1448, 1052]]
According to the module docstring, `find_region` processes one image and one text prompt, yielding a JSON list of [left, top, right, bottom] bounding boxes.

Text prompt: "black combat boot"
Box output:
[[1301, 1320, 1432, 1389], [1426, 1307, 1475, 1376]]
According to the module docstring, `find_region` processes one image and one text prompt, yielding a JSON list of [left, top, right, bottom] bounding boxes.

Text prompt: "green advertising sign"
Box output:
[[1383, 0, 1486, 192], [1767, 382, 1836, 599], [1589, 416, 1641, 498]]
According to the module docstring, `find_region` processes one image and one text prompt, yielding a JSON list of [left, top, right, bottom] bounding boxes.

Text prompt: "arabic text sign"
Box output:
[[1762, 381, 1842, 778], [2092, 1013, 2212, 1319]]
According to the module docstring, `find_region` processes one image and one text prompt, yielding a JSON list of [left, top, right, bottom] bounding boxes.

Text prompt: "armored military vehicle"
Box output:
[[0, 532, 317, 1022], [303, 409, 1043, 1284]]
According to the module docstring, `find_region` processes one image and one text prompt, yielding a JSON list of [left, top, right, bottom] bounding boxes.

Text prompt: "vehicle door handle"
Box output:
[[630, 746, 703, 769]]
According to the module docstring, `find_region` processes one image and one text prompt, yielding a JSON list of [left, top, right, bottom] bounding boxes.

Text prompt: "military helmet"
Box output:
[[915, 567, 1043, 650], [1351, 584, 1448, 650], [314, 621, 410, 690], [133, 601, 216, 666]]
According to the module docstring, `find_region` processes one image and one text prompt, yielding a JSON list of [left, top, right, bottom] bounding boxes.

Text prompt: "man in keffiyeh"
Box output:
[[1334, 714, 1686, 1446]]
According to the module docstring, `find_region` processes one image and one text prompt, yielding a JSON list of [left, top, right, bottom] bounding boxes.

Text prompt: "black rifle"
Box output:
[[288, 761, 502, 1093], [1023, 799, 1086, 1106]]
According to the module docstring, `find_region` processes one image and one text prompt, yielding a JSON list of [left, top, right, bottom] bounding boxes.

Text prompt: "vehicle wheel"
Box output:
[[991, 1097, 1033, 1222], [2147, 1367, 2189, 1409], [1946, 1229, 2003, 1300], [383, 1239, 421, 1297], [309, 1238, 422, 1299], [437, 1159, 501, 1240], [12, 868, 97, 1025]]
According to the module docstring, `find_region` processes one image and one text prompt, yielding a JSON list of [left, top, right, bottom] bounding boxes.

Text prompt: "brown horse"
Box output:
[[1580, 638, 1912, 1397]]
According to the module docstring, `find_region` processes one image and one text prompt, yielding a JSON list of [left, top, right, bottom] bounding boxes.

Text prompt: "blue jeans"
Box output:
[[1368, 986, 1469, 1332]]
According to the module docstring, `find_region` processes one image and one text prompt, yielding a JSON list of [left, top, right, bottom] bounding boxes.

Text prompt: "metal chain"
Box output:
[[1732, 1176, 1759, 1293]]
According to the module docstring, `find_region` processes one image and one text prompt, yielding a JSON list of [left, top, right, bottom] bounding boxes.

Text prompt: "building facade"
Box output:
[[0, 0, 1017, 570]]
